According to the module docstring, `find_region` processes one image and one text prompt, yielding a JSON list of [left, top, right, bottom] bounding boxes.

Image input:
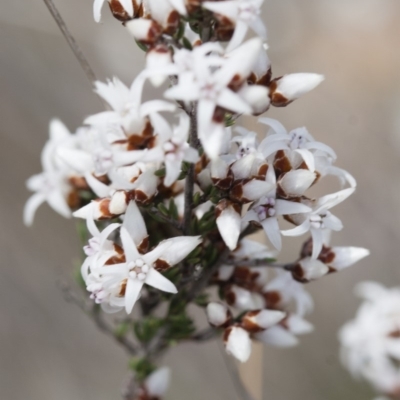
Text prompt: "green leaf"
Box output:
[[114, 321, 130, 339], [182, 37, 193, 50], [175, 21, 186, 40], [168, 198, 179, 220], [154, 167, 166, 177], [129, 358, 156, 381], [157, 203, 170, 217], [194, 293, 209, 307], [135, 40, 148, 52]]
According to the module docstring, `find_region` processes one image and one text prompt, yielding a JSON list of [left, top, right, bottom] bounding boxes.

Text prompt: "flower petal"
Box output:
[[125, 278, 144, 314], [145, 268, 177, 293]]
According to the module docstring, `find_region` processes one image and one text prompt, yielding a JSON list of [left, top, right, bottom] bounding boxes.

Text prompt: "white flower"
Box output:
[[24, 119, 75, 225], [148, 113, 199, 187], [282, 188, 355, 258], [259, 118, 336, 172], [164, 38, 262, 158], [339, 283, 400, 397], [86, 77, 176, 136], [244, 166, 312, 250], [241, 309, 286, 332], [93, 0, 135, 23], [86, 201, 201, 313], [203, 0, 267, 52], [81, 211, 121, 281]]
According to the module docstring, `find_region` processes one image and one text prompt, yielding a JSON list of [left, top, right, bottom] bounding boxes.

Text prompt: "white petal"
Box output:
[[286, 315, 314, 335], [145, 268, 177, 293], [249, 309, 286, 329], [168, 0, 187, 14], [216, 207, 241, 250], [226, 20, 249, 52], [86, 212, 101, 237], [198, 98, 216, 135], [255, 326, 298, 347], [330, 247, 370, 270], [93, 0, 105, 22], [145, 367, 171, 397], [217, 88, 252, 115], [109, 191, 128, 215], [47, 190, 71, 219], [119, 0, 134, 16], [99, 223, 121, 247], [122, 201, 148, 247], [158, 236, 202, 266], [274, 73, 325, 101], [49, 119, 71, 142], [261, 217, 282, 251], [242, 179, 273, 201], [23, 193, 46, 226], [294, 149, 315, 172], [183, 147, 200, 164], [207, 302, 230, 327], [238, 84, 270, 115], [85, 173, 110, 198], [125, 278, 144, 314], [315, 188, 355, 213], [275, 199, 311, 216], [250, 16, 267, 40], [310, 229, 324, 259], [279, 170, 316, 196], [299, 257, 329, 280], [281, 220, 310, 237], [142, 100, 176, 119], [164, 159, 182, 187], [120, 227, 140, 262], [225, 326, 252, 363], [258, 117, 289, 136]]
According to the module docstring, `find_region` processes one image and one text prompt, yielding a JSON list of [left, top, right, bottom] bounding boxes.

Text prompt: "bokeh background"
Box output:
[[1, 0, 400, 399]]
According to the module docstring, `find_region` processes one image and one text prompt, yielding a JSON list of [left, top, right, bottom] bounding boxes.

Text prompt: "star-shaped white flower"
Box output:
[[282, 188, 355, 258], [244, 166, 312, 250], [203, 0, 266, 51]]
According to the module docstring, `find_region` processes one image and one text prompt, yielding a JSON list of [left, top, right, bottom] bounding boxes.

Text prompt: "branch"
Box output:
[[148, 207, 182, 231], [182, 105, 198, 235], [42, 0, 98, 85], [59, 280, 138, 355], [191, 327, 218, 342]]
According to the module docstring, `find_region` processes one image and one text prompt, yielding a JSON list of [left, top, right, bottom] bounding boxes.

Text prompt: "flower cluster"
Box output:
[[25, 0, 369, 396], [340, 283, 400, 400]]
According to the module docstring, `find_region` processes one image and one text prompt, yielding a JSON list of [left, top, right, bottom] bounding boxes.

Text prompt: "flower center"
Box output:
[[93, 148, 113, 175], [289, 132, 306, 150], [200, 81, 219, 100], [310, 213, 328, 229], [128, 259, 149, 281], [239, 2, 260, 21], [84, 237, 101, 256], [255, 197, 276, 221]]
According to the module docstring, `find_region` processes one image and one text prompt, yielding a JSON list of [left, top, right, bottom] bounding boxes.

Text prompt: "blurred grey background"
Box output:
[[1, 0, 400, 399]]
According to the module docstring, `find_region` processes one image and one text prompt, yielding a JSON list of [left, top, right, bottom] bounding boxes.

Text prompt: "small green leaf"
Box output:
[[135, 40, 148, 52], [154, 168, 166, 177], [182, 37, 193, 50], [129, 358, 156, 381], [157, 203, 170, 217]]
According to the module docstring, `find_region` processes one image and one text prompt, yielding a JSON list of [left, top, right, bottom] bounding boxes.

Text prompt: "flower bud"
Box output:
[[241, 309, 286, 333], [215, 199, 242, 250], [278, 169, 316, 196], [291, 257, 329, 283], [146, 45, 173, 87], [206, 302, 232, 328], [269, 73, 324, 107], [126, 18, 162, 45], [238, 85, 270, 115], [224, 325, 252, 363]]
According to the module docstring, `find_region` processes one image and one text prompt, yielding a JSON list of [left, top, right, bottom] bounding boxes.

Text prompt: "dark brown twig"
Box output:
[[42, 0, 98, 85]]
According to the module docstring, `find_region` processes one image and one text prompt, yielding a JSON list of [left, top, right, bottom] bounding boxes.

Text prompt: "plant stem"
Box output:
[[59, 280, 138, 355], [183, 105, 198, 235], [42, 0, 98, 85]]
